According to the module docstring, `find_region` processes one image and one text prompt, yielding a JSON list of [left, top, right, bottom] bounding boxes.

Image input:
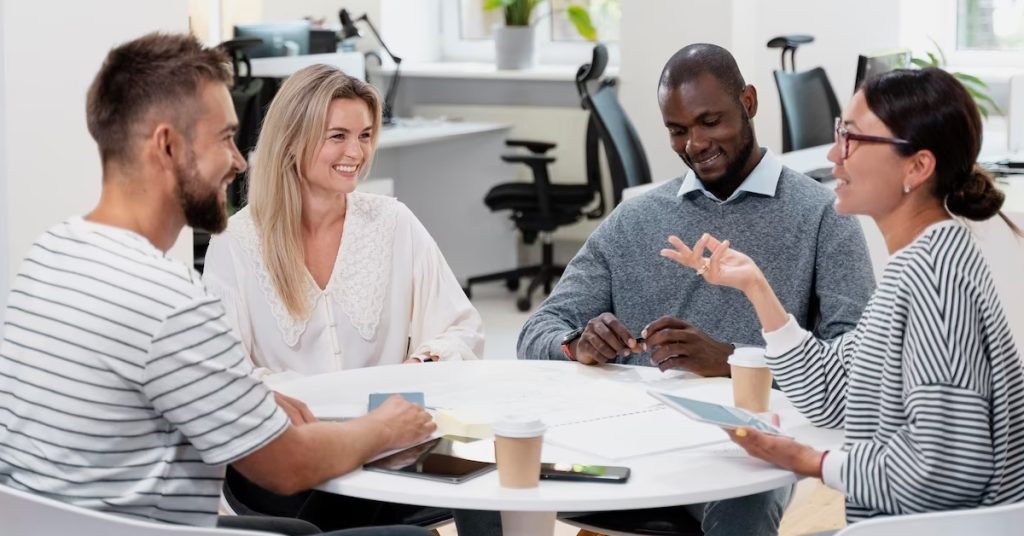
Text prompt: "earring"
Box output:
[[903, 185, 911, 194]]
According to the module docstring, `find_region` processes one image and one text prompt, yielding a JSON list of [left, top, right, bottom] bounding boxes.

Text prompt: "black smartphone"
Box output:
[[540, 462, 630, 483]]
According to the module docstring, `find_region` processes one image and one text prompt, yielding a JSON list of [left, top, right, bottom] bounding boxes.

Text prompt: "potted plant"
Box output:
[[911, 41, 1002, 118], [484, 0, 597, 70]]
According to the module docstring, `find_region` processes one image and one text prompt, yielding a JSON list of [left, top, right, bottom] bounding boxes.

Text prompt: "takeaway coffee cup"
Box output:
[[729, 347, 772, 413], [492, 415, 546, 488]]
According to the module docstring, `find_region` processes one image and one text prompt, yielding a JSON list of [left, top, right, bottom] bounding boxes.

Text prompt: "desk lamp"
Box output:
[[339, 8, 402, 126]]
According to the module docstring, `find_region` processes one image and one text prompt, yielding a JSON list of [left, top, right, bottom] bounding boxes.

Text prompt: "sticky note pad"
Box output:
[[434, 409, 492, 439], [368, 392, 425, 412]]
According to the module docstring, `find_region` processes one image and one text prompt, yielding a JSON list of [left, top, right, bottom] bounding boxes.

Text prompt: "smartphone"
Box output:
[[648, 390, 787, 436], [540, 462, 630, 483]]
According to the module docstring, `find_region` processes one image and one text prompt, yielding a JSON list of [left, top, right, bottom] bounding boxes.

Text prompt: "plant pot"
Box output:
[[494, 25, 535, 70]]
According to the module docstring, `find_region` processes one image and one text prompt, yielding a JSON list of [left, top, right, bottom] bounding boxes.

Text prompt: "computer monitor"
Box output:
[[309, 29, 339, 54], [854, 49, 911, 93], [233, 21, 311, 58]]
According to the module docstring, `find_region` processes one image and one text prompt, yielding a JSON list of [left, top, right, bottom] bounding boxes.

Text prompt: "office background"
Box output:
[[0, 0, 1021, 329]]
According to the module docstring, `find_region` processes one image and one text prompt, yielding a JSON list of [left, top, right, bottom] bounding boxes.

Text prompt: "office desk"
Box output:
[[779, 144, 1024, 346], [371, 120, 517, 284], [275, 361, 842, 536]]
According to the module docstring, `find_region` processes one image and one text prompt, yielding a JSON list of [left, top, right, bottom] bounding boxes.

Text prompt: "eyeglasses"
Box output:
[[834, 117, 914, 160]]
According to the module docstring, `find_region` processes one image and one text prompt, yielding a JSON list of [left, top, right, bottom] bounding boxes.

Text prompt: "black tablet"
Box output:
[[363, 436, 496, 484]]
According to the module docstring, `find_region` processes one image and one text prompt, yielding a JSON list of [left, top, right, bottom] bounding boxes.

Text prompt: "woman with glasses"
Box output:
[[662, 67, 1024, 523]]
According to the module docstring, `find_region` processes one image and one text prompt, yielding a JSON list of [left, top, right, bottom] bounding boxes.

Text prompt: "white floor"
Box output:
[[470, 282, 540, 361]]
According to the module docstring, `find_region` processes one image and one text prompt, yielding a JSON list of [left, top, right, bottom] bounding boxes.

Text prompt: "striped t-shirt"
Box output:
[[0, 218, 289, 526], [765, 220, 1024, 521]]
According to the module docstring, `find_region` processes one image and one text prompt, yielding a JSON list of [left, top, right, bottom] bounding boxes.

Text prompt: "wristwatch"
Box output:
[[560, 327, 585, 361]]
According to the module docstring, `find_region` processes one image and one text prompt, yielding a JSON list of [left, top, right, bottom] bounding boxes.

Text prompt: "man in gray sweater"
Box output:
[[517, 44, 874, 535]]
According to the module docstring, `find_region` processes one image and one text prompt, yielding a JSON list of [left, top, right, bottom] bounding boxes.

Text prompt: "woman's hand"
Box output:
[[727, 416, 824, 478], [660, 233, 765, 294], [403, 353, 440, 364]]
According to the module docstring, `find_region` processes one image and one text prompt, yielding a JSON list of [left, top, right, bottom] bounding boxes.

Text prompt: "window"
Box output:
[[441, 0, 620, 65], [957, 0, 1024, 50], [549, 0, 620, 42]]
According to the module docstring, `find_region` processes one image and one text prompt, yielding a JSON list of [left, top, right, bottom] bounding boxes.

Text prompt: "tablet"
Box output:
[[648, 390, 787, 436], [363, 436, 496, 484]]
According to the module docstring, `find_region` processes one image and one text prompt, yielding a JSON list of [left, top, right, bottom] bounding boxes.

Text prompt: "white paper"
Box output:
[[544, 405, 730, 460]]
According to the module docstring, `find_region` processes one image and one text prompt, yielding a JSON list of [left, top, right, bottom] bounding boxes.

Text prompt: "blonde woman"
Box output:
[[203, 65, 495, 532], [204, 64, 483, 382]]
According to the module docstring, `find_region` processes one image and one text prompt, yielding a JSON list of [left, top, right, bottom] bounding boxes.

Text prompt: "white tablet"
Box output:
[[648, 390, 787, 436]]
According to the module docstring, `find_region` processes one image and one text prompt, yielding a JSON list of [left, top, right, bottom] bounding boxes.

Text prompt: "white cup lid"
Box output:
[[492, 415, 546, 438], [728, 347, 768, 368]]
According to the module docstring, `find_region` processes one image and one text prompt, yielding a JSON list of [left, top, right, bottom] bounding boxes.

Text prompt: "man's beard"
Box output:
[[722, 115, 756, 184], [691, 111, 756, 187], [175, 149, 228, 234]]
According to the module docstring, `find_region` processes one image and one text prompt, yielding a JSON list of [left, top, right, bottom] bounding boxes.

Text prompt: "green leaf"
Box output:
[[910, 58, 934, 68], [483, 0, 512, 11], [926, 51, 939, 66], [964, 85, 1004, 115], [953, 72, 989, 88], [566, 5, 598, 41]]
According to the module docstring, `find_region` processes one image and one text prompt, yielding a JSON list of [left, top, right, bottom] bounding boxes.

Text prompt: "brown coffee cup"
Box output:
[[729, 347, 772, 413], [492, 416, 546, 488]]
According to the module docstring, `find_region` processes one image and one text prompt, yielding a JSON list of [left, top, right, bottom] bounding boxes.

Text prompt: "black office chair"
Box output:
[[463, 44, 651, 311], [222, 467, 453, 532], [192, 38, 267, 274], [220, 37, 267, 209], [768, 35, 841, 154]]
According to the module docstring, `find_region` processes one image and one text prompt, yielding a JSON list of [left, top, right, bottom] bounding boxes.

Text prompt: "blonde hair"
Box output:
[[247, 64, 382, 319]]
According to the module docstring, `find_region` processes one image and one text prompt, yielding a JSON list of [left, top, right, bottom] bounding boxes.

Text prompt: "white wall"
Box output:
[[380, 0, 441, 64], [262, 0, 380, 30], [0, 0, 192, 322], [0, 0, 7, 329]]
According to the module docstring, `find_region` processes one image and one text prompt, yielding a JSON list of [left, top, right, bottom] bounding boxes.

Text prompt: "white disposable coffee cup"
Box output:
[[728, 347, 772, 413], [492, 415, 546, 488]]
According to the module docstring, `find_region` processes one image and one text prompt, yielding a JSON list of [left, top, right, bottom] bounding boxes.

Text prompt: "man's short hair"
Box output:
[[86, 32, 232, 164], [659, 43, 746, 98]]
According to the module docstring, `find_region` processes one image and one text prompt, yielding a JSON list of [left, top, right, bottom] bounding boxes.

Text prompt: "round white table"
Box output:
[[274, 360, 843, 536]]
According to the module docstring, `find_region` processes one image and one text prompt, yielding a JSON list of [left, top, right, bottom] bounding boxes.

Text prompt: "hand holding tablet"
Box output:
[[648, 390, 787, 436]]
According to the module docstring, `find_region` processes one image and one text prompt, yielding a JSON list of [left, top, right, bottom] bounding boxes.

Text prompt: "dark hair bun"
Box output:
[[946, 166, 1005, 221]]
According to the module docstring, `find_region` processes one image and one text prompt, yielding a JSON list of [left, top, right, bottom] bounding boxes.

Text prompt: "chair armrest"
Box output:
[[501, 154, 556, 165], [506, 139, 557, 154], [499, 155, 555, 221]]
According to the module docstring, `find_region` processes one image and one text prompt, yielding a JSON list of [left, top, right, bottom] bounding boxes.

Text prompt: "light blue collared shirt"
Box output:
[[677, 148, 782, 204]]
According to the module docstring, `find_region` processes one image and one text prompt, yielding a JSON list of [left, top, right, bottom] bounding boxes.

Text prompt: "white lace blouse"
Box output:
[[202, 192, 484, 381]]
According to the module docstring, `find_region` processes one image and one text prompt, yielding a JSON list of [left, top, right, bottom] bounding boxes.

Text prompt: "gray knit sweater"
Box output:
[[517, 167, 875, 364]]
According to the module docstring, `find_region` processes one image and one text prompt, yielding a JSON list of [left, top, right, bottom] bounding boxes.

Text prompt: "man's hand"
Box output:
[[573, 312, 641, 365], [727, 416, 823, 478], [364, 395, 436, 451], [274, 391, 317, 425], [642, 316, 732, 376]]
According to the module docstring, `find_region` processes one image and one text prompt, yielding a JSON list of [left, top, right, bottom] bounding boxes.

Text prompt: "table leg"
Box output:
[[500, 510, 557, 536]]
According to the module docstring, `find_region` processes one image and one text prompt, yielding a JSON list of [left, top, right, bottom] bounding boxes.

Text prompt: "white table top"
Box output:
[[274, 361, 842, 513], [376, 119, 511, 150]]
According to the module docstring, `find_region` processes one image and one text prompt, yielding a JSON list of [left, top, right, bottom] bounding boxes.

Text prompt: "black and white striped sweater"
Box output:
[[764, 220, 1024, 522]]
